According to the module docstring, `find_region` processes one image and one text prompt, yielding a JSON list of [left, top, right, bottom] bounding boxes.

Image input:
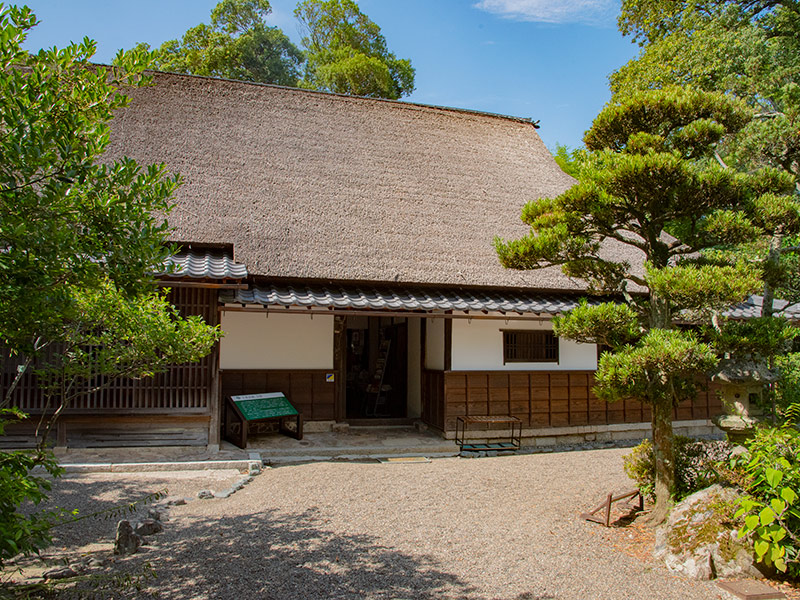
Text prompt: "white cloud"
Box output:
[[473, 0, 616, 25]]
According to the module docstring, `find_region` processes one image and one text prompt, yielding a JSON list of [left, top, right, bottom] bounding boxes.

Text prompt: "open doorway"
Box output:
[[345, 316, 407, 419]]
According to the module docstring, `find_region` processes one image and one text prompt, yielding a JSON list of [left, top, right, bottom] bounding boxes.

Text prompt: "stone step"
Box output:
[[258, 443, 459, 460]]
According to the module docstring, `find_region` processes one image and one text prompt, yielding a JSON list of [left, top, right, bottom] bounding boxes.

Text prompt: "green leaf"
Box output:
[[740, 499, 758, 512], [745, 515, 761, 531], [770, 498, 787, 515], [780, 487, 797, 505], [754, 539, 769, 558], [759, 506, 776, 526], [765, 468, 783, 489], [769, 544, 785, 562], [769, 528, 787, 543]]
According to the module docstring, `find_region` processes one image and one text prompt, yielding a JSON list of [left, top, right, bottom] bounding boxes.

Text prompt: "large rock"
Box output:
[[114, 520, 141, 556], [654, 485, 767, 580]]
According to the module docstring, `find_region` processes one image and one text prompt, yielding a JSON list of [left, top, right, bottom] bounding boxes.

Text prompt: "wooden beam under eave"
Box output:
[[157, 281, 249, 290], [218, 306, 553, 321]]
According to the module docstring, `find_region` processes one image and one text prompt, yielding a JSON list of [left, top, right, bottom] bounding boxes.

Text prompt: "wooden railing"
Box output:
[[2, 287, 218, 414]]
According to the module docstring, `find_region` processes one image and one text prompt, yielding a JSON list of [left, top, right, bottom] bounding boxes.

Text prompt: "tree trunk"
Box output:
[[648, 288, 675, 525], [761, 234, 782, 319], [649, 396, 675, 525], [760, 233, 782, 422]]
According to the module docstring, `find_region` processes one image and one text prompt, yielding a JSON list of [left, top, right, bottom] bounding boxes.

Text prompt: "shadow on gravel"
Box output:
[[38, 477, 170, 547], [142, 507, 476, 600]]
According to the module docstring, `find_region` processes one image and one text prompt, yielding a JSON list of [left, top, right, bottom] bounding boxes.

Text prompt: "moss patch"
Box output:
[[666, 486, 746, 564]]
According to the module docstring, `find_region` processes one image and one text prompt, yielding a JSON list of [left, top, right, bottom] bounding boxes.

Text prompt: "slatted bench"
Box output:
[[455, 415, 522, 451]]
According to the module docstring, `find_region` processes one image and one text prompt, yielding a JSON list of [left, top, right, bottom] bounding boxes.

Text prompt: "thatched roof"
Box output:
[[107, 71, 644, 291]]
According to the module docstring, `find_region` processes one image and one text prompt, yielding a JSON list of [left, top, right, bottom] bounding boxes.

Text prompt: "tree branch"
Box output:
[[592, 225, 650, 252], [628, 273, 647, 288], [714, 150, 730, 169], [752, 111, 784, 119]]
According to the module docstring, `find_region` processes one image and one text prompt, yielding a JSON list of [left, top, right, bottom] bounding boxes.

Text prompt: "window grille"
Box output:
[[502, 330, 558, 364]]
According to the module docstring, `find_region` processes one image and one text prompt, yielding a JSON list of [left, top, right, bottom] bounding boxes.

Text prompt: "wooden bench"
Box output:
[[223, 392, 303, 449], [455, 415, 522, 451]]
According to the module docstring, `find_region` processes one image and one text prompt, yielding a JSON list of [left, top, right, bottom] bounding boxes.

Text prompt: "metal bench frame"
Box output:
[[455, 415, 522, 451]]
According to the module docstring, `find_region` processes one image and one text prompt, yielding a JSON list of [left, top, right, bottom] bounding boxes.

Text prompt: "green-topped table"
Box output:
[[223, 392, 304, 449]]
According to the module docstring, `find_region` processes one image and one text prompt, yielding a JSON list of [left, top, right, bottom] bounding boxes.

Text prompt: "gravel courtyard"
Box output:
[[36, 447, 731, 600]]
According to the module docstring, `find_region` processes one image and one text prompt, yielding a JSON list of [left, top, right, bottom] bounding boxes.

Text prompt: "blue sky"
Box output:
[[21, 0, 640, 150]]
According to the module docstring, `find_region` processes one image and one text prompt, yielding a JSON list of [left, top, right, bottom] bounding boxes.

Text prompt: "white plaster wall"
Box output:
[[220, 312, 333, 370], [407, 318, 421, 418], [451, 318, 597, 371], [425, 317, 445, 370]]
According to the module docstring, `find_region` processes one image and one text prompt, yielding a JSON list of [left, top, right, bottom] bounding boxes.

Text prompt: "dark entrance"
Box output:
[[345, 316, 407, 419]]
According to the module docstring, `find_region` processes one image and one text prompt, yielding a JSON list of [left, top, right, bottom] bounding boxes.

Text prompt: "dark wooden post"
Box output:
[[207, 290, 222, 452], [444, 313, 452, 372], [334, 316, 347, 422], [207, 343, 221, 451]]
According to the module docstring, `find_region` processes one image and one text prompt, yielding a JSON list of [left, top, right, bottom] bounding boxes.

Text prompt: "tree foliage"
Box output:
[[707, 316, 800, 359], [614, 0, 800, 187], [614, 0, 800, 310], [0, 13, 177, 359], [149, 0, 303, 86], [497, 87, 793, 522], [31, 282, 220, 443], [0, 4, 221, 567], [552, 143, 592, 179], [294, 0, 414, 98], [0, 5, 221, 394]]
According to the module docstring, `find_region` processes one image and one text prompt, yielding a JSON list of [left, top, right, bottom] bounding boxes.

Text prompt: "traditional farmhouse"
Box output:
[[12, 70, 781, 450]]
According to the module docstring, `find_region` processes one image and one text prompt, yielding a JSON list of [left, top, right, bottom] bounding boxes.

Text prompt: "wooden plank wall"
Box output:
[[2, 287, 218, 415], [0, 415, 210, 448], [435, 371, 724, 432], [220, 370, 335, 420]]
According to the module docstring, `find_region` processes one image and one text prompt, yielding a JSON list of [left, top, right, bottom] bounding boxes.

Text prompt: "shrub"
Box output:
[[0, 409, 62, 568], [623, 436, 734, 501], [731, 425, 800, 576], [776, 353, 800, 414]]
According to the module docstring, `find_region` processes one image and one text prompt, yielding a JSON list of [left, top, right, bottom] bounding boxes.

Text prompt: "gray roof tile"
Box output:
[[159, 249, 248, 280], [222, 287, 800, 321], [722, 295, 800, 321], [221, 284, 597, 315]]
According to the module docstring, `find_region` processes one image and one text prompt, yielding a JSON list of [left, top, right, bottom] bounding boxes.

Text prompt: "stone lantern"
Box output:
[[710, 357, 777, 443]]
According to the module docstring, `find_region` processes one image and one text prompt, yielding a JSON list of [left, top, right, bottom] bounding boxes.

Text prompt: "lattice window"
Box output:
[[502, 330, 558, 364]]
